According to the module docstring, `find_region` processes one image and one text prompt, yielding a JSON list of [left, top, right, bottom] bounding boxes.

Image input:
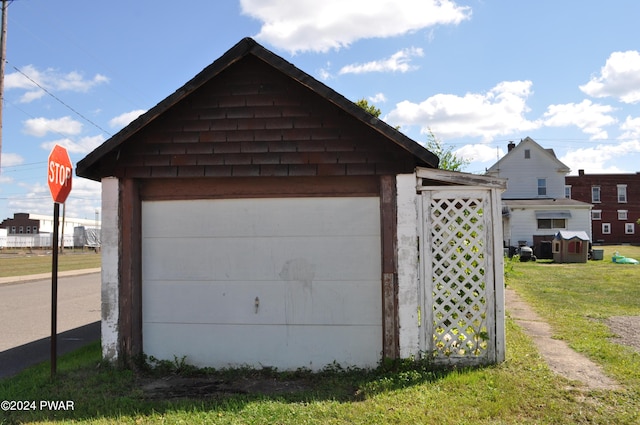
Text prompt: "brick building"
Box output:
[[0, 213, 40, 234], [565, 170, 640, 244]]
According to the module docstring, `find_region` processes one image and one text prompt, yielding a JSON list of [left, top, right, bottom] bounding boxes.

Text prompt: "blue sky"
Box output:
[[1, 0, 640, 221]]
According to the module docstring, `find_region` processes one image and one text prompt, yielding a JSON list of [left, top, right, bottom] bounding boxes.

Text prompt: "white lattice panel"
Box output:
[[420, 188, 498, 364]]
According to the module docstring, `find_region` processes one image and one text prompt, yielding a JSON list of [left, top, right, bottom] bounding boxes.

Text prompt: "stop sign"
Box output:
[[47, 144, 73, 203]]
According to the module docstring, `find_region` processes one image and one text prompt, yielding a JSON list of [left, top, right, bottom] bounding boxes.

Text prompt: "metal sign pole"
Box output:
[[47, 144, 72, 379], [51, 202, 59, 378]]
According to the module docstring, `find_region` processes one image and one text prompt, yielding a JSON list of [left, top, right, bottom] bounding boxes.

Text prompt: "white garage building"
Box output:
[[77, 38, 506, 371]]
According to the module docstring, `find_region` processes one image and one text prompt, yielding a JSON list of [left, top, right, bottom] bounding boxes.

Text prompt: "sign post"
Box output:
[[47, 144, 72, 378]]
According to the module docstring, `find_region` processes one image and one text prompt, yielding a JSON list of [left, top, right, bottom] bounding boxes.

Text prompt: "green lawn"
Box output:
[[0, 250, 101, 278], [505, 244, 640, 390], [0, 246, 639, 424]]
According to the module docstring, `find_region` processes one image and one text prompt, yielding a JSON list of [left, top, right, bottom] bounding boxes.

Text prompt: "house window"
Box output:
[[617, 185, 627, 203], [11, 226, 16, 233], [552, 241, 561, 253], [626, 223, 635, 234], [565, 185, 572, 199], [592, 210, 602, 220], [568, 240, 583, 254], [537, 178, 547, 196], [26, 226, 31, 234], [19, 226, 24, 234], [592, 186, 601, 203], [538, 218, 566, 229], [618, 210, 628, 220], [524, 149, 531, 159], [33, 226, 38, 234], [602, 223, 611, 234]]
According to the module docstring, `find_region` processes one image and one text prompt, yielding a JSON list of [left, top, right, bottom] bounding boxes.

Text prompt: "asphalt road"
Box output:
[[0, 271, 101, 379]]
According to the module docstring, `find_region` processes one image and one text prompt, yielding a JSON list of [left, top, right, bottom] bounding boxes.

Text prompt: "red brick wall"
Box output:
[[566, 173, 640, 244], [0, 213, 39, 234]]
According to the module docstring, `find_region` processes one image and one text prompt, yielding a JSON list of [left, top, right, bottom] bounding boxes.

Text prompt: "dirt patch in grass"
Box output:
[[606, 316, 640, 354], [140, 375, 314, 399]]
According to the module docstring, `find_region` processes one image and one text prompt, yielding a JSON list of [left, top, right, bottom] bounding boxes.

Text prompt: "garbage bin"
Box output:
[[592, 249, 604, 260]]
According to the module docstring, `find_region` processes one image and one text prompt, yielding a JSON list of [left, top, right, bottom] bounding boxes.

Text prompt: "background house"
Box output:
[[77, 38, 507, 371], [485, 137, 592, 258], [565, 170, 640, 245]]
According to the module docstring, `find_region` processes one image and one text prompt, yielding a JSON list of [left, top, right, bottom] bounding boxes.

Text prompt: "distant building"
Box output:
[[0, 213, 40, 235], [0, 212, 100, 237], [485, 137, 592, 258], [565, 170, 640, 244]]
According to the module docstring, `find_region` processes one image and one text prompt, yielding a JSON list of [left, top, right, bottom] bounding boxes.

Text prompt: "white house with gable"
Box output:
[[485, 137, 592, 258]]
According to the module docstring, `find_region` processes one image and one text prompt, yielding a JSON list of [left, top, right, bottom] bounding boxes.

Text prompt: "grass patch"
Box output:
[[1, 245, 639, 424], [505, 245, 640, 391], [2, 322, 637, 424], [0, 250, 101, 278]]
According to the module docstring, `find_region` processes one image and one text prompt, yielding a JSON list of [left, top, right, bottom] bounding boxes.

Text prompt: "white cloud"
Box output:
[[63, 177, 102, 219], [542, 100, 617, 140], [23, 116, 83, 137], [7, 174, 101, 218], [385, 80, 539, 141], [454, 144, 504, 164], [339, 47, 424, 74], [0, 153, 25, 185], [241, 0, 471, 53], [109, 109, 147, 129], [20, 89, 47, 103], [7, 183, 51, 216], [561, 140, 640, 174], [5, 65, 109, 103], [620, 115, 640, 140], [0, 152, 25, 167], [56, 71, 109, 92], [40, 135, 105, 155], [318, 67, 331, 81], [368, 93, 387, 103], [580, 51, 640, 104], [4, 65, 42, 90]]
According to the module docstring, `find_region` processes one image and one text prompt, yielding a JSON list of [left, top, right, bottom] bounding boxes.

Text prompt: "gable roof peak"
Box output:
[[486, 136, 570, 174], [77, 37, 438, 180]]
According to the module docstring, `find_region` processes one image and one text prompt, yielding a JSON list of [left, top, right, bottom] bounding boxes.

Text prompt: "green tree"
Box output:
[[355, 98, 382, 118], [424, 128, 469, 172]]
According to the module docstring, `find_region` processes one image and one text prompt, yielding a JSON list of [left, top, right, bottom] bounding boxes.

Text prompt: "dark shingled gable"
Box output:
[[77, 38, 438, 181]]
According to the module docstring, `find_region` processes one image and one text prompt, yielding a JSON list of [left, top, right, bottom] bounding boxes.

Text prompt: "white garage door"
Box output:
[[142, 197, 382, 371]]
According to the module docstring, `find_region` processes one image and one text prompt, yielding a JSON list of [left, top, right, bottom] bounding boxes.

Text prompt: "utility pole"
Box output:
[[0, 0, 7, 172]]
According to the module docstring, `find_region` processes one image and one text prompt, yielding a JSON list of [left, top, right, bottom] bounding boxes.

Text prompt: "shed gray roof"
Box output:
[[555, 231, 590, 241]]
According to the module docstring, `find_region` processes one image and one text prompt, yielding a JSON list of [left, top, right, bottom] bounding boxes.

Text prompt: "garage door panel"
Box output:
[[144, 322, 382, 370], [142, 198, 381, 238], [142, 197, 382, 370], [143, 235, 381, 282], [143, 280, 381, 325]]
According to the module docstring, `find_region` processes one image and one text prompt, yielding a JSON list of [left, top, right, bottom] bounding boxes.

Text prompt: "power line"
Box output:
[[3, 100, 104, 150], [6, 60, 112, 137]]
